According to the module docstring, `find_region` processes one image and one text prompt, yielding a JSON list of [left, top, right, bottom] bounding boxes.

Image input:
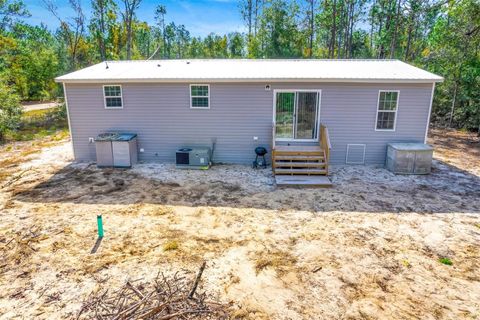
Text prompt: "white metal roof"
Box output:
[[55, 59, 443, 83]]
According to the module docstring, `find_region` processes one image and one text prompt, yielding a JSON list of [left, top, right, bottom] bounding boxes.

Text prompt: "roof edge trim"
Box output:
[[56, 78, 444, 84]]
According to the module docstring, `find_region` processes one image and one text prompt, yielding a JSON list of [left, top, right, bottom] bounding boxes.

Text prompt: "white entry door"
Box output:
[[274, 90, 320, 141]]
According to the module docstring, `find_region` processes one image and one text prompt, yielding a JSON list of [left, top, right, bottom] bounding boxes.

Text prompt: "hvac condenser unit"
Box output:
[[176, 147, 211, 169]]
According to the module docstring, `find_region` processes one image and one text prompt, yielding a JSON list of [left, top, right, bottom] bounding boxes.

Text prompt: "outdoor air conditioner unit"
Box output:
[[176, 147, 211, 169]]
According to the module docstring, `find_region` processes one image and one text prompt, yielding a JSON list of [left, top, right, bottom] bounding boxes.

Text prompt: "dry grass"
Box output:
[[254, 249, 298, 275], [0, 131, 69, 184], [0, 157, 24, 183], [0, 226, 46, 268], [163, 240, 180, 251]]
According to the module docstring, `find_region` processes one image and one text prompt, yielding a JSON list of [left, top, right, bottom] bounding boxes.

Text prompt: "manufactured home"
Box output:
[[56, 59, 443, 176]]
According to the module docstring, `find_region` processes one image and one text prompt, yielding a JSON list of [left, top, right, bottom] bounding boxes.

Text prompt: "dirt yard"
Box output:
[[1, 129, 479, 319]]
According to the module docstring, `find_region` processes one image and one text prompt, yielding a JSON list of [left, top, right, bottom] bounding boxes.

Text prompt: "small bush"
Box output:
[[402, 259, 411, 268], [163, 240, 179, 251], [0, 82, 23, 141], [439, 257, 453, 266]]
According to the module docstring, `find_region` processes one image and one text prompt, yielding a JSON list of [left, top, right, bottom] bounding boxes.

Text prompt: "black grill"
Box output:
[[255, 147, 267, 156], [253, 147, 268, 169]]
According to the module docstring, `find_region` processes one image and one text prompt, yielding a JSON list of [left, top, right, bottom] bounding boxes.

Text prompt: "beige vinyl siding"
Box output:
[[65, 82, 433, 165]]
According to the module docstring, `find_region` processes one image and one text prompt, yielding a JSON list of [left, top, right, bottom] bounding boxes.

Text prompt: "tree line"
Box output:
[[0, 0, 478, 135]]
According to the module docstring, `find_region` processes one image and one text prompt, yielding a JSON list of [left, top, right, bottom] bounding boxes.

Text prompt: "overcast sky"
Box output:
[[22, 0, 246, 37]]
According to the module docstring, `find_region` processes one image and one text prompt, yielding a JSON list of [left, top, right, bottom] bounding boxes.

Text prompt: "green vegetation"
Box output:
[[0, 0, 478, 133], [0, 81, 22, 141], [163, 240, 179, 251], [3, 104, 68, 142], [439, 257, 453, 266]]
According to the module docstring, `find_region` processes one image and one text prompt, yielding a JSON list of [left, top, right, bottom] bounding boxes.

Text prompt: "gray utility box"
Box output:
[[95, 133, 138, 168], [386, 143, 433, 174]]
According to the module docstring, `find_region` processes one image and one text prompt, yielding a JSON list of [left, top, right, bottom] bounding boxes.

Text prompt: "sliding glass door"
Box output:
[[275, 90, 320, 140]]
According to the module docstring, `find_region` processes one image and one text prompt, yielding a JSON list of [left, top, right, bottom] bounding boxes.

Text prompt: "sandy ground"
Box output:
[[0, 129, 479, 319], [428, 128, 480, 176]]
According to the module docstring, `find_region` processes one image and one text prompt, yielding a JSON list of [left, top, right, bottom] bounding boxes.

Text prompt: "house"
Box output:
[[55, 59, 443, 176]]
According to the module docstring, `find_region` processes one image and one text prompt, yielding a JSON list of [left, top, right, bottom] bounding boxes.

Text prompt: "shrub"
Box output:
[[163, 240, 179, 251], [439, 257, 453, 266], [0, 82, 23, 141]]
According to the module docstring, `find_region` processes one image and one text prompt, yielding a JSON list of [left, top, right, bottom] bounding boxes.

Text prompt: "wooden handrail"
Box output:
[[320, 124, 331, 169]]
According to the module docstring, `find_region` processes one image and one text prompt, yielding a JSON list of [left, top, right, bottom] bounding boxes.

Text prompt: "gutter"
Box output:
[[56, 78, 444, 84]]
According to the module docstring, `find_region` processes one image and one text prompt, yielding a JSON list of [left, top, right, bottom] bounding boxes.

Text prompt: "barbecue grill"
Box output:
[[252, 146, 268, 169]]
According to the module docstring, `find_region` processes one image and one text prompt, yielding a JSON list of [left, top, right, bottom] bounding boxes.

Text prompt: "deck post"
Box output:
[[271, 122, 276, 171], [320, 124, 331, 175]]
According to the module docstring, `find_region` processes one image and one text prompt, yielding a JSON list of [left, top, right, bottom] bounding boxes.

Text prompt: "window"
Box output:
[[103, 85, 123, 108], [376, 91, 399, 131], [190, 85, 209, 109]]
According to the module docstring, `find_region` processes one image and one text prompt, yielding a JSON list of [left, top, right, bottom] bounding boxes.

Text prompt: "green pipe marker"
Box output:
[[97, 215, 104, 238]]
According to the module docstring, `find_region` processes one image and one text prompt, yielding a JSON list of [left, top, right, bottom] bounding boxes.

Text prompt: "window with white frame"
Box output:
[[190, 85, 209, 108], [103, 85, 123, 108], [376, 91, 399, 130]]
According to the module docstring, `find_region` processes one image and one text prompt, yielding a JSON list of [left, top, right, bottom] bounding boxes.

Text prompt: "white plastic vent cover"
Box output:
[[346, 144, 366, 164]]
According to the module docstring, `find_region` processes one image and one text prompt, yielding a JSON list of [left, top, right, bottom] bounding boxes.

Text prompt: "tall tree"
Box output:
[[175, 24, 190, 58], [44, 0, 86, 69], [427, 0, 480, 131], [134, 21, 152, 58], [330, 0, 337, 58], [305, 0, 315, 57], [120, 0, 141, 59], [89, 0, 117, 61], [228, 32, 245, 57], [240, 0, 255, 55], [154, 4, 166, 58], [257, 0, 302, 58], [0, 0, 30, 32], [241, 0, 253, 37]]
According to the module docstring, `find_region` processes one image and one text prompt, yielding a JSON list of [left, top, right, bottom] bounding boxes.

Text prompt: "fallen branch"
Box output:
[[189, 261, 206, 299], [1, 168, 33, 188], [77, 266, 228, 320], [312, 266, 323, 273], [126, 281, 144, 299]]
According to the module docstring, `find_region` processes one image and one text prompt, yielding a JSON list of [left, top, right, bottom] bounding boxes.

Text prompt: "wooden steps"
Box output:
[[275, 175, 332, 187], [272, 145, 328, 176], [274, 168, 327, 175], [274, 155, 324, 161], [270, 124, 332, 186], [274, 162, 327, 168]]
